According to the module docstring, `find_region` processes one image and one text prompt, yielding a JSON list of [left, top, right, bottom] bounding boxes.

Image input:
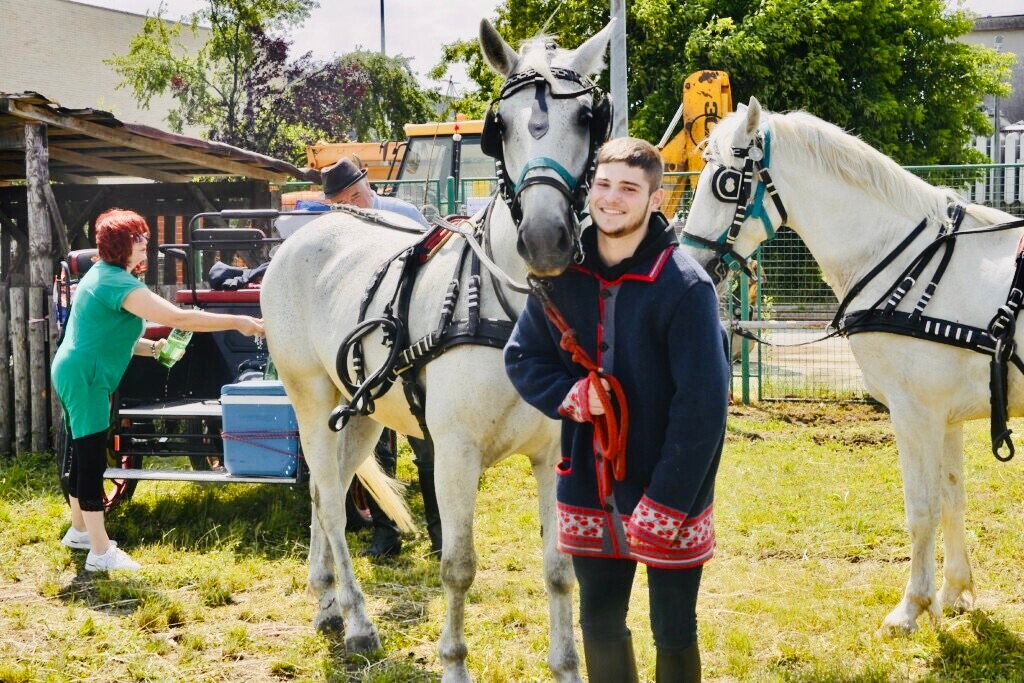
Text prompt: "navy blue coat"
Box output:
[[504, 215, 729, 568]]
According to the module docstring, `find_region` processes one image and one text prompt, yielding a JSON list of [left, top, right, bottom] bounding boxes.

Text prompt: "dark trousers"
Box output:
[[572, 555, 703, 651], [68, 430, 108, 512]]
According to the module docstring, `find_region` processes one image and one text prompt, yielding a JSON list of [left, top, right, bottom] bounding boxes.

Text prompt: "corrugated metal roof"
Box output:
[[0, 92, 320, 184]]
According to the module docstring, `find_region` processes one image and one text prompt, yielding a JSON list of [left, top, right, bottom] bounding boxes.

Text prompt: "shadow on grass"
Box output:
[[930, 609, 1024, 680], [103, 480, 314, 560]]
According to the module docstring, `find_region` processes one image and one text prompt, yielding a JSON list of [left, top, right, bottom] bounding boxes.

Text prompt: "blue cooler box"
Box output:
[[221, 380, 299, 476]]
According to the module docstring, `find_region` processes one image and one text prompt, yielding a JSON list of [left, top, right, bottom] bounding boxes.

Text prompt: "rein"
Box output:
[[528, 276, 629, 501]]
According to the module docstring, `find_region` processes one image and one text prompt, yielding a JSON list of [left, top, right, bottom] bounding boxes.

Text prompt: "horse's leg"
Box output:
[[531, 457, 582, 683], [288, 373, 384, 650], [937, 422, 976, 613], [880, 404, 945, 635], [308, 505, 344, 634], [434, 443, 482, 683]]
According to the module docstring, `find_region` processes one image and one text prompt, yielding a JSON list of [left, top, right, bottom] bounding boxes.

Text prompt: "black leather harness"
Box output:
[[832, 205, 1024, 460], [685, 132, 1024, 459], [327, 204, 514, 440]]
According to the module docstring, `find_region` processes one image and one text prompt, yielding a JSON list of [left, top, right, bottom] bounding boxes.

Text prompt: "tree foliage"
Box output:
[[107, 0, 438, 163], [336, 52, 439, 141], [437, 0, 1012, 165]]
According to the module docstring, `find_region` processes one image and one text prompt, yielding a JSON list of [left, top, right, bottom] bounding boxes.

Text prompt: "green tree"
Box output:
[[107, 1, 316, 150], [336, 51, 440, 141], [438, 0, 1011, 165]]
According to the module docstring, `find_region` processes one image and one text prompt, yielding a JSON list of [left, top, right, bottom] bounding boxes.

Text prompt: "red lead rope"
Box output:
[[539, 297, 629, 502]]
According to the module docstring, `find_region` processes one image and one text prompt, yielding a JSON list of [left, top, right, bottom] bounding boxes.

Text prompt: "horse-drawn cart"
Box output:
[[53, 210, 317, 509]]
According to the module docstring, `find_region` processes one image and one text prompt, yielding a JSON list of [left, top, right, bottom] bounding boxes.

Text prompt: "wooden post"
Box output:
[[25, 122, 52, 452], [10, 286, 29, 453], [0, 283, 9, 456]]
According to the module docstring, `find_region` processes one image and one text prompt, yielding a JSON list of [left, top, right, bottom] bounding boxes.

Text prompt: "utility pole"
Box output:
[[993, 35, 1003, 207], [379, 0, 386, 55], [610, 0, 627, 136]]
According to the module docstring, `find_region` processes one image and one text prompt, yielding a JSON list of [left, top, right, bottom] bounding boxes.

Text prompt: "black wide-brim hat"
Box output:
[[321, 158, 367, 198]]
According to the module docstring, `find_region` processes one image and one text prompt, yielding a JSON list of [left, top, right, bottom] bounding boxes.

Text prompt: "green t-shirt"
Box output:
[[51, 260, 147, 438]]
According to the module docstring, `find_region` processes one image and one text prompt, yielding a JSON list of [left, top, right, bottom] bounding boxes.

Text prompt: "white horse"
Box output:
[[260, 20, 613, 682], [680, 97, 1024, 635]]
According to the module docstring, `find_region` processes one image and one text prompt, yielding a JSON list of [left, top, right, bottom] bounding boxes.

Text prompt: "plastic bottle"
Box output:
[[263, 356, 278, 380], [156, 328, 193, 368]]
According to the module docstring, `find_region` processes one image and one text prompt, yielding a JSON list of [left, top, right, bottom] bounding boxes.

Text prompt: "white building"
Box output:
[[963, 13, 1024, 126], [0, 0, 209, 135]]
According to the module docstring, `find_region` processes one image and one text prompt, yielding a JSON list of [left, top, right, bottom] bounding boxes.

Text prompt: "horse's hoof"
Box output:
[[877, 616, 917, 638], [440, 664, 472, 683], [939, 587, 975, 614], [345, 631, 381, 653], [315, 615, 345, 636]]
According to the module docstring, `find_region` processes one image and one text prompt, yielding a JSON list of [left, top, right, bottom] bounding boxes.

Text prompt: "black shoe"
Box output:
[[360, 533, 402, 559]]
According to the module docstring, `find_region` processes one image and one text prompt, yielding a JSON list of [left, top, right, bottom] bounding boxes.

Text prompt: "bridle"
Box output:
[[481, 64, 612, 261], [681, 126, 788, 281]]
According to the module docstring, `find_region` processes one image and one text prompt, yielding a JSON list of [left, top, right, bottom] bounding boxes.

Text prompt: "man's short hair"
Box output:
[[596, 137, 664, 192]]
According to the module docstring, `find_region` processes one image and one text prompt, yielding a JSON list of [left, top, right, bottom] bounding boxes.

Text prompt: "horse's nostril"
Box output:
[[516, 234, 529, 259]]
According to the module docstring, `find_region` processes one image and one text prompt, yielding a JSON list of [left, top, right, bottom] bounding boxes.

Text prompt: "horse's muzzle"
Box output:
[[517, 221, 574, 277]]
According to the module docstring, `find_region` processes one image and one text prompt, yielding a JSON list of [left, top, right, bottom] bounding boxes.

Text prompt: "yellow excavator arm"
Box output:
[[658, 70, 733, 217]]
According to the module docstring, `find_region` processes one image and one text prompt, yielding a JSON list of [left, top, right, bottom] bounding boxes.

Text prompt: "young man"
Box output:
[[320, 159, 441, 559], [504, 138, 729, 682]]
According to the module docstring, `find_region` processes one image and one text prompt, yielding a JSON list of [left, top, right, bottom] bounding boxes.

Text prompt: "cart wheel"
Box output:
[[54, 418, 141, 511]]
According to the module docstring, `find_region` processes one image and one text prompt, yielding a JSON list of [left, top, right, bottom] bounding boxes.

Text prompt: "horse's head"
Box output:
[[680, 96, 788, 285], [479, 19, 614, 277]]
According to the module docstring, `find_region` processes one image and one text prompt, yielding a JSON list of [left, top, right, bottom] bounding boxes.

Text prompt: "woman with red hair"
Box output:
[[52, 209, 264, 572]]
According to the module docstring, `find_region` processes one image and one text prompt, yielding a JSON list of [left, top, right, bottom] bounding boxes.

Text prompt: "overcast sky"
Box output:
[[73, 0, 1017, 93]]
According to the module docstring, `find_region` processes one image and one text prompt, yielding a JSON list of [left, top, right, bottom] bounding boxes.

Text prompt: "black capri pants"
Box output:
[[66, 430, 109, 512]]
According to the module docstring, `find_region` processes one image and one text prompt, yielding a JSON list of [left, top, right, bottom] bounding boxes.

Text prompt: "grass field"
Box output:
[[2, 403, 1024, 682]]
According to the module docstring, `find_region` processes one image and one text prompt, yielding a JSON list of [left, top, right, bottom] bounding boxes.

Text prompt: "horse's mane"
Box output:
[[755, 110, 957, 224]]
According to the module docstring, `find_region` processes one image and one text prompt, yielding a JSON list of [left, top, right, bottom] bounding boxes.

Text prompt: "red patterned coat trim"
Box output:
[[558, 377, 592, 423], [556, 504, 606, 553], [627, 496, 715, 569], [556, 500, 715, 568]]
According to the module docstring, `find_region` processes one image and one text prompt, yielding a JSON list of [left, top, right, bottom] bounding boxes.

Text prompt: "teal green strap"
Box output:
[[514, 157, 579, 193]]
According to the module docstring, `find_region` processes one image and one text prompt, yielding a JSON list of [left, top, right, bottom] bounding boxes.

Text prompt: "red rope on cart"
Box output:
[[538, 296, 629, 502], [221, 431, 300, 458]]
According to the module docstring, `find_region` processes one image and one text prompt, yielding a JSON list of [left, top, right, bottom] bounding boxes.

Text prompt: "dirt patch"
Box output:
[[729, 401, 889, 425]]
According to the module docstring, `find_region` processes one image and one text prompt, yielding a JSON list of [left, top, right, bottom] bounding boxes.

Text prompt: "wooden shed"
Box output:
[[0, 92, 319, 455]]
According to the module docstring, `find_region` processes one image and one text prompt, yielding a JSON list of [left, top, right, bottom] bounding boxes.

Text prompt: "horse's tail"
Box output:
[[354, 455, 416, 533]]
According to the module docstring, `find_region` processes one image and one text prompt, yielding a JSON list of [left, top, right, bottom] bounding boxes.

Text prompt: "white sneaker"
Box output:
[[60, 526, 91, 550], [85, 543, 140, 572]]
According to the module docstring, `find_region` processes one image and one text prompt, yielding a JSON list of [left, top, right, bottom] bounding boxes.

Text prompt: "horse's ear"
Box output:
[[569, 18, 615, 77], [744, 97, 763, 138], [480, 19, 518, 77]]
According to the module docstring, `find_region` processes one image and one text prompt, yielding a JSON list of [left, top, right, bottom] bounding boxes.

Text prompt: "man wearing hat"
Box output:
[[321, 158, 428, 228], [319, 158, 441, 559]]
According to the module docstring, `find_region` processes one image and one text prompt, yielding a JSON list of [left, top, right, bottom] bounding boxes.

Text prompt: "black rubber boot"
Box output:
[[582, 636, 639, 683], [410, 437, 442, 555], [656, 643, 701, 683]]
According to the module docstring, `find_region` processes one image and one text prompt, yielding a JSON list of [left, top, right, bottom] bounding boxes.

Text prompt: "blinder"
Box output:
[[711, 166, 742, 203]]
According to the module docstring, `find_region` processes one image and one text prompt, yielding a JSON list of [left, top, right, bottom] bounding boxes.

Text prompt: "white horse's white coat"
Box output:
[[682, 98, 1024, 635], [260, 20, 613, 682]]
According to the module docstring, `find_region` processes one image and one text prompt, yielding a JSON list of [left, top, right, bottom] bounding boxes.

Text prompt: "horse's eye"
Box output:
[[578, 107, 593, 126]]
